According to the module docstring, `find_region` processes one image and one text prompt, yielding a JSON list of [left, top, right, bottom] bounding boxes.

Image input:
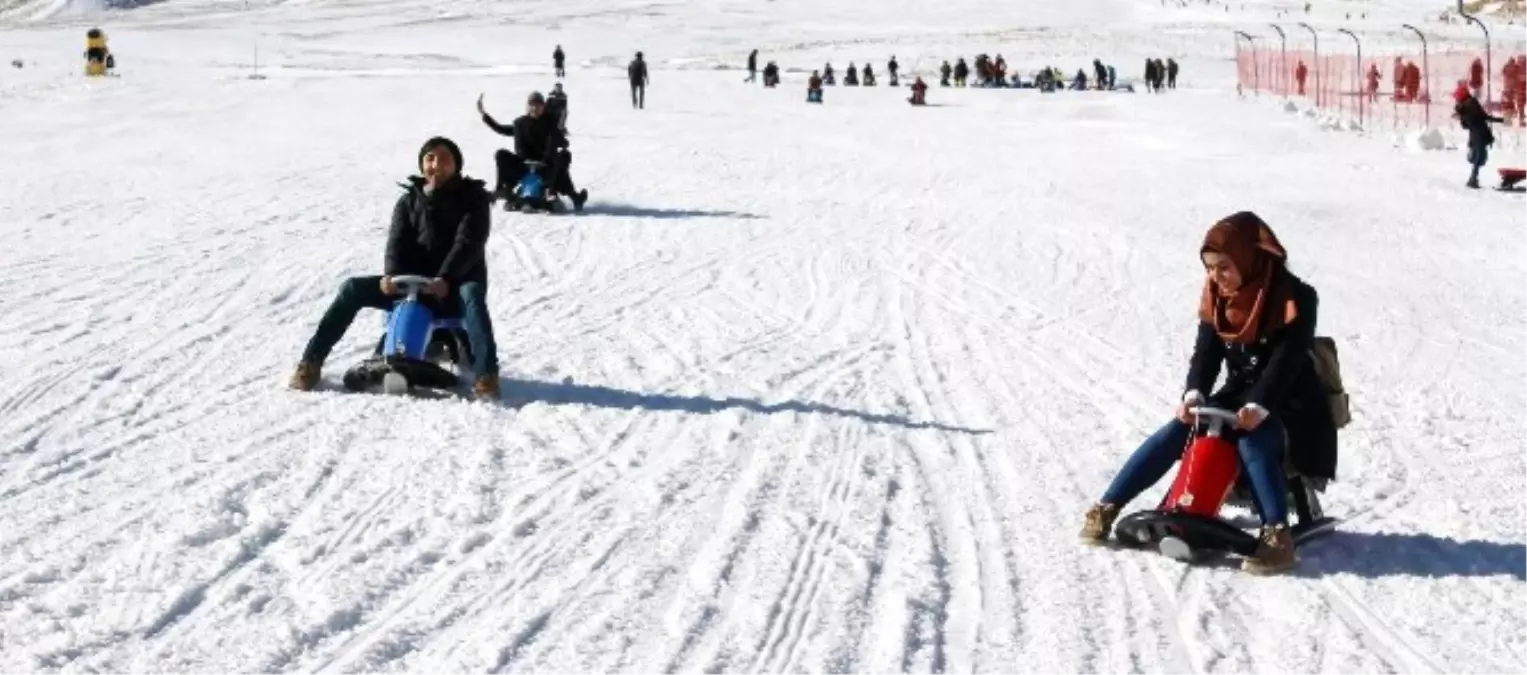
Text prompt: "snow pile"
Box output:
[[1403, 127, 1449, 151]]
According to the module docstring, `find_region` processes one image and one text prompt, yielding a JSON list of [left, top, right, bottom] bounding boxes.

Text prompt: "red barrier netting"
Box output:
[[1236, 39, 1526, 148]]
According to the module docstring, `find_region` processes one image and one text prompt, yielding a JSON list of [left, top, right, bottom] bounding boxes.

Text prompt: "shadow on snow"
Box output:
[[499, 376, 990, 434]]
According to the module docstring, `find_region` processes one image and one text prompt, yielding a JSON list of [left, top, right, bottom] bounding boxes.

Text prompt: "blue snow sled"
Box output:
[[342, 276, 473, 394], [807, 89, 823, 103], [509, 160, 565, 213]]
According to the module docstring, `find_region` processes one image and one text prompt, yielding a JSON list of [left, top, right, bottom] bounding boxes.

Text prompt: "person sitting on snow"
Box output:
[[289, 137, 502, 399], [908, 76, 927, 105], [807, 70, 824, 102], [1079, 212, 1336, 575], [763, 61, 781, 87], [479, 91, 588, 210]]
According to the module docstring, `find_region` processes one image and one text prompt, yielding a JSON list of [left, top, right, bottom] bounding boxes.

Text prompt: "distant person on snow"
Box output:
[[953, 58, 969, 87], [478, 91, 589, 210], [862, 62, 876, 86], [823, 62, 836, 85], [746, 49, 758, 83], [887, 55, 900, 87], [553, 45, 566, 78], [807, 70, 824, 103], [940, 60, 952, 87], [908, 76, 927, 105], [1167, 58, 1179, 89], [1454, 81, 1505, 189], [629, 51, 649, 109], [1079, 212, 1336, 576], [1093, 59, 1108, 90], [763, 61, 780, 87], [547, 82, 569, 132], [288, 137, 501, 400], [844, 62, 859, 86]]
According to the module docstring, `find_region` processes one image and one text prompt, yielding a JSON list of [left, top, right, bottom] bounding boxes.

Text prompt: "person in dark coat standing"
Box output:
[[289, 137, 502, 400], [887, 55, 899, 87], [1454, 81, 1505, 189], [940, 60, 952, 87], [553, 45, 565, 79], [746, 49, 758, 83], [1167, 57, 1180, 89], [628, 51, 649, 109], [1079, 212, 1336, 575]]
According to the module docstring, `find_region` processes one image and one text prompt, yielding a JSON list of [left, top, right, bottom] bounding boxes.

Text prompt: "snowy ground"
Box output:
[[1, 0, 1524, 672]]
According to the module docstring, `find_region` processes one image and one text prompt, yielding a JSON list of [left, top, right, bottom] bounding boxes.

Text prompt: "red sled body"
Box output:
[[1160, 433, 1240, 517]]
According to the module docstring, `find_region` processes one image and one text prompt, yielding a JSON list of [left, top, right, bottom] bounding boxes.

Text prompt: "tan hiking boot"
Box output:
[[289, 362, 320, 391], [1243, 524, 1297, 575], [1080, 503, 1121, 545], [473, 375, 501, 401]]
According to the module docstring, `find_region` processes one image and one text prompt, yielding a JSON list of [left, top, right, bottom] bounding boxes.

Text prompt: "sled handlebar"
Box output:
[[1187, 406, 1240, 436], [387, 275, 435, 299]]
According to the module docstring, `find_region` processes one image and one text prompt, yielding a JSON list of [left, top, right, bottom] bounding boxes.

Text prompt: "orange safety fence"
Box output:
[[1235, 40, 1527, 149]]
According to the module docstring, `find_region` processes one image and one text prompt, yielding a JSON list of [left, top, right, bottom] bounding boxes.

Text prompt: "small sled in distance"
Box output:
[[1112, 406, 1339, 564]]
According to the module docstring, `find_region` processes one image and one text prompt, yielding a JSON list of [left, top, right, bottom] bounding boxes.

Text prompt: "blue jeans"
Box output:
[[301, 275, 500, 377], [1100, 417, 1289, 525]]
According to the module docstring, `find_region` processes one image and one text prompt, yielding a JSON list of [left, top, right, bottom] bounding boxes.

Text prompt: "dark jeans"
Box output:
[[631, 83, 645, 108], [1468, 144, 1488, 184], [555, 64, 565, 78], [494, 149, 578, 197], [1100, 417, 1290, 525], [301, 275, 499, 377]]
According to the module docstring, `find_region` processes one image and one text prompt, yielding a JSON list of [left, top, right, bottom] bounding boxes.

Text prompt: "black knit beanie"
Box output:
[[418, 136, 464, 172]]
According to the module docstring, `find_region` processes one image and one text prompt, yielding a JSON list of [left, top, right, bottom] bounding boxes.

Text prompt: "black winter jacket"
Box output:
[[482, 112, 567, 164], [1456, 96, 1503, 149], [385, 175, 491, 286], [1185, 270, 1337, 479]]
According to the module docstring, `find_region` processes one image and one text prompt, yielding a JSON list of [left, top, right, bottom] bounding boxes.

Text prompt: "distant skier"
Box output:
[[628, 51, 648, 109], [887, 55, 899, 87], [553, 45, 565, 78], [287, 136, 502, 400], [746, 49, 758, 83], [1454, 81, 1505, 189]]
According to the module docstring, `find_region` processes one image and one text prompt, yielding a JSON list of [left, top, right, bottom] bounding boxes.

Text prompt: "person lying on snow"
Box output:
[[290, 137, 502, 400], [1080, 212, 1337, 575], [479, 91, 589, 211]]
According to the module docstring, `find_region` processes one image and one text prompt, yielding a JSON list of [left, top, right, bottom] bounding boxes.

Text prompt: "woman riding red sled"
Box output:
[[1080, 212, 1339, 575]]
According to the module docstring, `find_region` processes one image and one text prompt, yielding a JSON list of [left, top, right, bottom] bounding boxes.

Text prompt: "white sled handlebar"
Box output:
[[1186, 406, 1238, 423]]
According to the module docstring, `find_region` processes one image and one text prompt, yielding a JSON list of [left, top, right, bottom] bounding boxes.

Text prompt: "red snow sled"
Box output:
[[1113, 407, 1339, 563], [1499, 167, 1526, 192]]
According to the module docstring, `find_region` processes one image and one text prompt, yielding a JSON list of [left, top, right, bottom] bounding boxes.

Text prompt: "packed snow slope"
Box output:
[[2, 0, 1524, 672]]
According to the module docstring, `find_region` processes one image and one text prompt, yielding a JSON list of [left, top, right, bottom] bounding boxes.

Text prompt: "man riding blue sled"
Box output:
[[288, 137, 503, 401]]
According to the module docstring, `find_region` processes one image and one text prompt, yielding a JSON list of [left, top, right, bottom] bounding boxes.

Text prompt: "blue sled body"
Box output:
[[343, 296, 472, 392]]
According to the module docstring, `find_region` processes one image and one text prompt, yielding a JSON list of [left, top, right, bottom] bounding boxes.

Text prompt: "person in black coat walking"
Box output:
[[1166, 57, 1179, 89], [746, 49, 758, 83], [1454, 81, 1505, 188], [629, 51, 649, 109], [553, 45, 565, 78], [289, 137, 502, 399], [1079, 212, 1336, 575]]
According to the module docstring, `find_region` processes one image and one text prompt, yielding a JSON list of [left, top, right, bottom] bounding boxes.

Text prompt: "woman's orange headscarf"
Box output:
[[1198, 212, 1297, 344]]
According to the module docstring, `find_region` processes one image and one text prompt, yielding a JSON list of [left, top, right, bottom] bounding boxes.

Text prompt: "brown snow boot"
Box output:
[[1080, 503, 1121, 545], [289, 361, 320, 391], [1243, 524, 1297, 575], [473, 375, 501, 401]]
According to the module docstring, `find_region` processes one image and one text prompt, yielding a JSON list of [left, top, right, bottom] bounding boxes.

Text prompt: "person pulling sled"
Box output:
[[289, 137, 502, 400], [1080, 212, 1343, 575], [1454, 81, 1505, 189]]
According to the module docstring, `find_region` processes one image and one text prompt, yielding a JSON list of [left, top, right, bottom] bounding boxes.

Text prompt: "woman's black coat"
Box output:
[[1185, 270, 1338, 480]]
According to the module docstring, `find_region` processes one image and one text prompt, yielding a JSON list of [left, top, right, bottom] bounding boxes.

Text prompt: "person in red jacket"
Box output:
[[1403, 61, 1422, 102], [908, 76, 927, 105], [1295, 60, 1308, 96]]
